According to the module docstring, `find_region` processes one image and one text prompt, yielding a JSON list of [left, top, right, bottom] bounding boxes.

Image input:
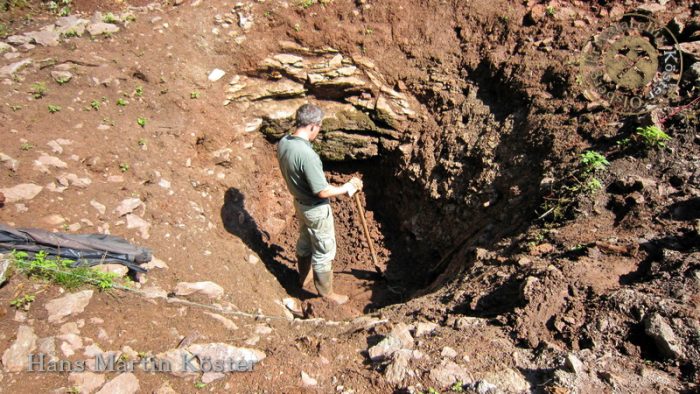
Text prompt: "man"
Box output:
[[277, 104, 363, 305]]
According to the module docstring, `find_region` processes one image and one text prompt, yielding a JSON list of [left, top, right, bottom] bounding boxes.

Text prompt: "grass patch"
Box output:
[[31, 82, 47, 99], [636, 125, 671, 149], [11, 250, 118, 291]]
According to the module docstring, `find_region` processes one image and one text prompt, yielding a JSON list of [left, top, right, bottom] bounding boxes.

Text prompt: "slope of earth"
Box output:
[[0, 0, 698, 393]]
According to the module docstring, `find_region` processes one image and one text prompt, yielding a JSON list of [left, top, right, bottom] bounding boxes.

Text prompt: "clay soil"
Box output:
[[1, 0, 699, 393]]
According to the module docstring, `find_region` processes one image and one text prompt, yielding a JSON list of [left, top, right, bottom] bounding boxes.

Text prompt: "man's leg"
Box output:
[[295, 210, 313, 288], [304, 204, 348, 304]]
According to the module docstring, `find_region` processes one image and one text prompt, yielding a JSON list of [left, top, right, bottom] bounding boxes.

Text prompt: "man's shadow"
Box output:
[[220, 188, 316, 299]]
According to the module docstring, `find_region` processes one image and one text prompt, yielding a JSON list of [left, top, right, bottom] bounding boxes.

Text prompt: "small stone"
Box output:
[[141, 285, 168, 299], [96, 372, 139, 394], [90, 200, 106, 215], [43, 214, 66, 225], [204, 312, 239, 330], [33, 154, 68, 173], [69, 371, 105, 393], [1, 325, 37, 372], [0, 58, 32, 78], [51, 70, 73, 84], [45, 290, 94, 323], [26, 30, 61, 47], [107, 175, 124, 183], [87, 22, 120, 37], [0, 42, 12, 54], [0, 153, 19, 172], [441, 346, 458, 359], [301, 371, 317, 386], [187, 342, 266, 369], [414, 322, 438, 338], [246, 254, 259, 264], [644, 313, 684, 359], [174, 281, 224, 299], [126, 214, 151, 239], [156, 348, 199, 377], [255, 324, 273, 335], [37, 337, 57, 362], [368, 335, 402, 362], [564, 353, 584, 375], [0, 183, 43, 203], [154, 383, 177, 394], [0, 256, 10, 287], [429, 360, 471, 388], [208, 69, 226, 81], [384, 349, 412, 384], [114, 198, 142, 216]]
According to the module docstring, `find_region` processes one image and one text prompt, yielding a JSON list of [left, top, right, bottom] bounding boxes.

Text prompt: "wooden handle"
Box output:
[[353, 192, 382, 274]]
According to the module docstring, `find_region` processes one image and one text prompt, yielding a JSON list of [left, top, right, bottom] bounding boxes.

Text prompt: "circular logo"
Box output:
[[579, 13, 682, 115]]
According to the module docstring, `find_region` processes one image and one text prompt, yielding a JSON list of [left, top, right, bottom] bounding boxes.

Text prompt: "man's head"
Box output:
[[294, 104, 324, 141]]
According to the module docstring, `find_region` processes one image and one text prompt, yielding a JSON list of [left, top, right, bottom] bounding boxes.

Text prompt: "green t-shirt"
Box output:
[[277, 135, 330, 206]]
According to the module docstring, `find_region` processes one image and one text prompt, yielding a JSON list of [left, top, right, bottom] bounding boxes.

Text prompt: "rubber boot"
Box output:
[[297, 255, 313, 288], [314, 271, 349, 305]]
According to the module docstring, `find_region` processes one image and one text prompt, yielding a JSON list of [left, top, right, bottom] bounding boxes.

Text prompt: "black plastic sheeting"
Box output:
[[0, 223, 150, 273]]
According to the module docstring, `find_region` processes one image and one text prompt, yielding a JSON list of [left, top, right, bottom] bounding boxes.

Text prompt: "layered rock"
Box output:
[[224, 43, 416, 161]]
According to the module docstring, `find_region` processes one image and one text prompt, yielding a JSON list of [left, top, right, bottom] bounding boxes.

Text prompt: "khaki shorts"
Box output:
[[294, 201, 336, 273]]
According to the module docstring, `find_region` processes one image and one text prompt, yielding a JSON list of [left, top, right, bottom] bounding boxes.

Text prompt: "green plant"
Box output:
[[545, 6, 556, 16], [299, 0, 315, 9], [58, 5, 70, 16], [20, 142, 33, 151], [119, 163, 129, 172], [55, 75, 71, 84], [11, 250, 118, 291], [124, 14, 136, 22], [10, 104, 22, 111], [194, 381, 206, 389], [10, 294, 35, 310], [137, 138, 147, 146], [190, 91, 200, 99], [363, 27, 373, 35], [116, 98, 128, 106], [102, 117, 115, 126], [135, 85, 144, 97], [616, 137, 631, 148], [636, 125, 671, 148], [90, 99, 100, 111], [31, 82, 47, 99], [137, 117, 147, 127], [579, 150, 609, 174], [293, 23, 301, 32], [451, 381, 464, 392], [103, 12, 118, 23], [66, 387, 80, 394], [48, 104, 61, 113], [0, 23, 8, 38]]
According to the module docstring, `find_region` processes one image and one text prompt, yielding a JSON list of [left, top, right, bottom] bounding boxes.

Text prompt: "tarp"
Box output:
[[0, 223, 150, 273]]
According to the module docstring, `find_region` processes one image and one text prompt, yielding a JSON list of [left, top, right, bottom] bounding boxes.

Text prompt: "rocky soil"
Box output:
[[1, 0, 699, 393]]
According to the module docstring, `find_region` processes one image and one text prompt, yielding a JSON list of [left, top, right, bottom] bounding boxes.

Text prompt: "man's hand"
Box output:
[[317, 177, 364, 199]]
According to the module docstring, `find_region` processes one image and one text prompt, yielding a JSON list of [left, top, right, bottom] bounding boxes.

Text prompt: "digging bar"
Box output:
[[353, 191, 384, 277]]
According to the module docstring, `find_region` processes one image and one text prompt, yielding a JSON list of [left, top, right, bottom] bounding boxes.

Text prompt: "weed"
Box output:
[[102, 31, 113, 38], [579, 150, 609, 174], [636, 125, 671, 149], [10, 294, 35, 310], [190, 91, 200, 99], [616, 137, 631, 148], [31, 82, 47, 99], [137, 138, 147, 146], [363, 27, 373, 35], [103, 12, 118, 24], [137, 117, 147, 127], [20, 142, 33, 151], [545, 6, 556, 16], [451, 381, 464, 392], [66, 387, 80, 394], [119, 163, 130, 172], [48, 104, 61, 113], [123, 14, 136, 22], [116, 98, 128, 106], [102, 117, 115, 126], [55, 76, 71, 84], [11, 250, 118, 291], [10, 104, 22, 111], [194, 381, 206, 389], [299, 0, 316, 9], [58, 5, 70, 16], [90, 99, 101, 111], [293, 23, 301, 32], [0, 23, 8, 38], [135, 85, 144, 97]]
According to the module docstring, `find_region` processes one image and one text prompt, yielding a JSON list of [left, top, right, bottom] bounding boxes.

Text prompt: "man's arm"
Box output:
[[317, 177, 363, 199]]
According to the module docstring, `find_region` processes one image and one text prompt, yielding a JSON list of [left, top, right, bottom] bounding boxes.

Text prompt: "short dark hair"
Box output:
[[295, 104, 324, 128]]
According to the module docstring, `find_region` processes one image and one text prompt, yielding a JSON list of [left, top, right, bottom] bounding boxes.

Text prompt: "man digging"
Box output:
[[277, 104, 363, 305]]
